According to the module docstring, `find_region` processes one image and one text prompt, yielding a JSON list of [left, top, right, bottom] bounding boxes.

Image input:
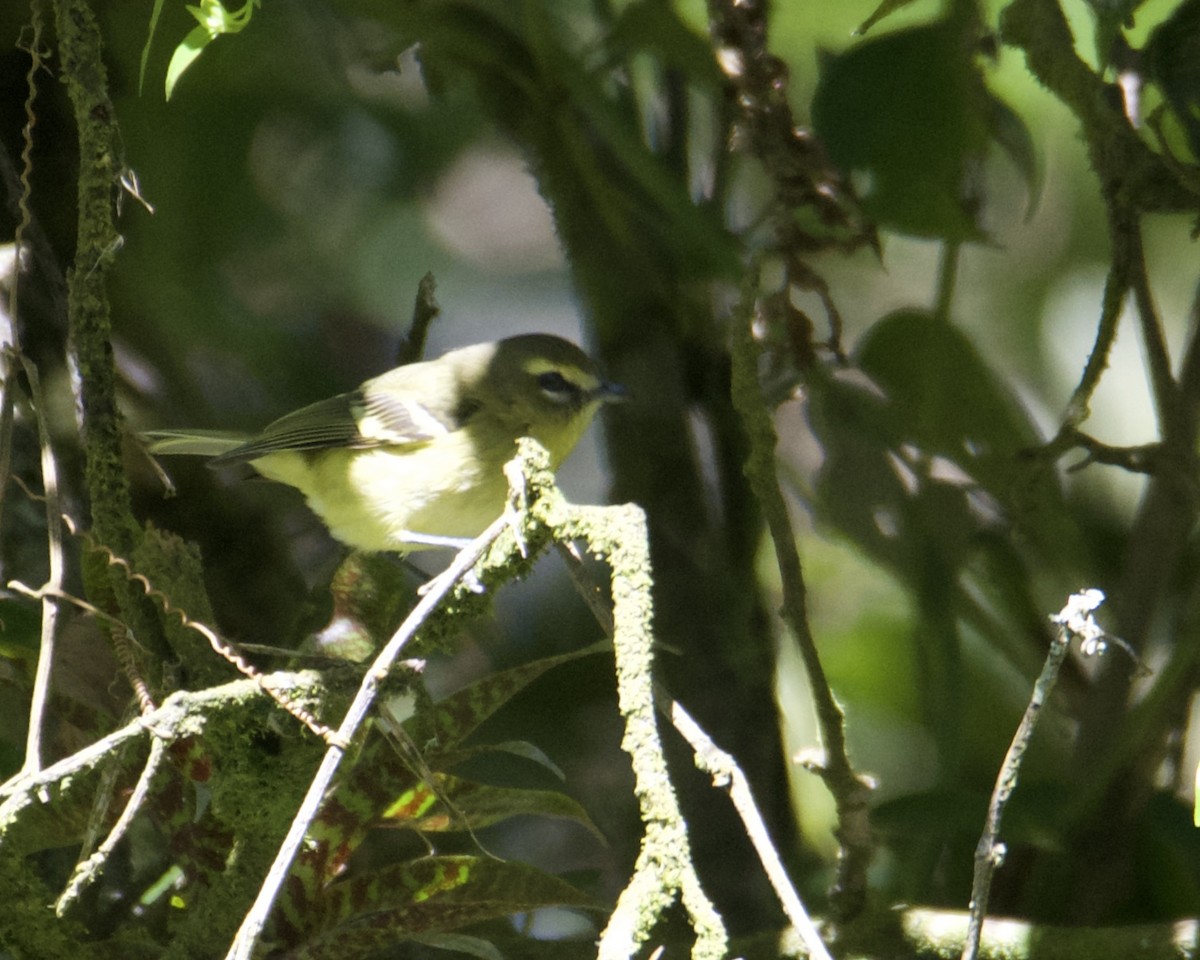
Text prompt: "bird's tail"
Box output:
[[142, 429, 250, 459]]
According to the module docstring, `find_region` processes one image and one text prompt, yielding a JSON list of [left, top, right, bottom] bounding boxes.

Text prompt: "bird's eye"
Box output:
[[537, 371, 576, 398]]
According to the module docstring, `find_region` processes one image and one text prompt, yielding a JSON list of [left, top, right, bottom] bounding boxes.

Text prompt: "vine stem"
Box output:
[[728, 267, 873, 918]]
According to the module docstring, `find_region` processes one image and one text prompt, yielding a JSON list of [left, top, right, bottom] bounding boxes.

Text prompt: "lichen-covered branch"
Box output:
[[517, 442, 726, 960]]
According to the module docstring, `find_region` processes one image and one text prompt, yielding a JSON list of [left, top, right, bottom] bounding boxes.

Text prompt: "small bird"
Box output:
[[145, 334, 624, 553]]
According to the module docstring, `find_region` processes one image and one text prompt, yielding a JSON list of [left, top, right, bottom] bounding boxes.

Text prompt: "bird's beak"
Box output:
[[594, 380, 628, 403]]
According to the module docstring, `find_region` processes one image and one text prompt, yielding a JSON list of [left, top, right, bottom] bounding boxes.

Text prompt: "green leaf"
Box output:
[[138, 0, 169, 95], [0, 599, 42, 661], [1146, 0, 1200, 157], [855, 0, 927, 36], [812, 19, 1003, 240], [379, 773, 604, 841], [405, 932, 504, 960], [409, 642, 611, 754], [291, 856, 601, 959], [432, 739, 567, 780], [164, 0, 259, 99], [803, 366, 912, 570], [606, 0, 724, 90], [165, 25, 216, 101], [854, 309, 1081, 568], [987, 92, 1041, 219], [855, 309, 1040, 460]]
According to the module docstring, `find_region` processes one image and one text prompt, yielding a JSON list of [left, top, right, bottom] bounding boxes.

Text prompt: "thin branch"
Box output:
[[0, 354, 15, 540], [395, 270, 439, 367], [564, 541, 818, 955], [6, 2, 62, 780], [55, 734, 167, 915], [74, 703, 138, 863], [668, 697, 832, 960], [1062, 255, 1128, 427], [934, 241, 961, 323], [1116, 207, 1176, 431], [16, 357, 66, 776], [1029, 426, 1163, 475], [729, 269, 873, 919], [962, 589, 1110, 960], [0, 669, 334, 842]]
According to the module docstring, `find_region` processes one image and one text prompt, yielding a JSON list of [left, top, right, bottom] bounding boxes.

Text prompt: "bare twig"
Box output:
[[1028, 425, 1163, 475], [74, 702, 138, 864], [1054, 205, 1172, 434], [6, 2, 63, 780], [1001, 0, 1196, 214], [0, 669, 332, 825], [668, 697, 832, 960], [1062, 258, 1127, 427], [1118, 208, 1176, 430], [706, 0, 872, 364], [962, 589, 1110, 960], [563, 541, 812, 954], [729, 269, 873, 919], [395, 271, 440, 367], [0, 355, 15, 537], [55, 733, 167, 915], [16, 357, 66, 776], [579, 505, 724, 960]]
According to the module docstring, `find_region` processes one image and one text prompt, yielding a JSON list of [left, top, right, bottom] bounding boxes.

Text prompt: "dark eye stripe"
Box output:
[[537, 371, 576, 394]]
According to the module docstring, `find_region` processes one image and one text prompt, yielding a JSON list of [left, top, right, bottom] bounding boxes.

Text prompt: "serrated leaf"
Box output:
[[406, 932, 504, 960], [855, 309, 1039, 458], [607, 0, 724, 89], [855, 0, 925, 35], [289, 856, 601, 959], [987, 92, 1041, 219], [409, 642, 610, 754], [1146, 0, 1200, 157], [431, 739, 567, 780], [813, 20, 991, 240], [380, 773, 604, 842], [1084, 0, 1149, 67]]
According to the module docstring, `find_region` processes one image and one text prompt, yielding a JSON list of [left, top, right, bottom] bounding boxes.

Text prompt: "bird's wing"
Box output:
[[210, 387, 456, 465]]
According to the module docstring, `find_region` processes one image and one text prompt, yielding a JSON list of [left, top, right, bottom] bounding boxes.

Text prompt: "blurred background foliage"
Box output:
[[4, 0, 1200, 954]]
